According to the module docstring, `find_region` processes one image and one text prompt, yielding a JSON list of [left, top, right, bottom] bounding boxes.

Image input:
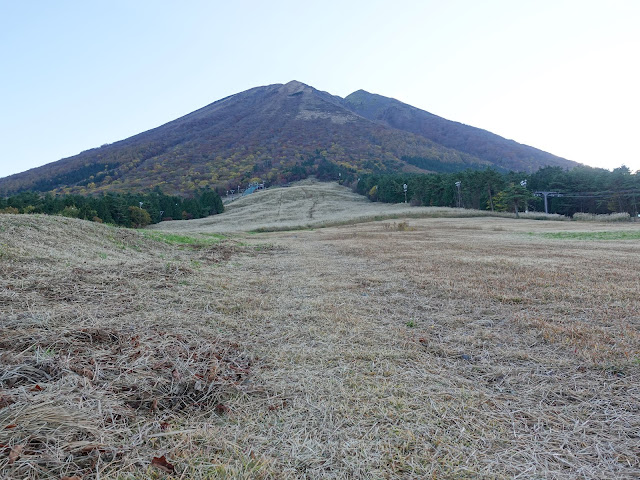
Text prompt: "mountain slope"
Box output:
[[0, 81, 577, 196], [343, 90, 573, 173]]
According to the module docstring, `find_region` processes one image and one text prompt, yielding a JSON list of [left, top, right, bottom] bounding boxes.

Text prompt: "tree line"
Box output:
[[354, 165, 640, 217], [0, 188, 224, 227], [3, 164, 638, 223]]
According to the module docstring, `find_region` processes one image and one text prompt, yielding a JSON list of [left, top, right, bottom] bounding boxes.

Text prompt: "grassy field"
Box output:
[[1, 184, 639, 479], [149, 179, 567, 235]]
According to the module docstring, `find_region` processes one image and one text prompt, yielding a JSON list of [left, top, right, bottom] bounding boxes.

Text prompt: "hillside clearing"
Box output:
[[1, 211, 639, 479], [150, 180, 568, 234], [150, 180, 640, 235]]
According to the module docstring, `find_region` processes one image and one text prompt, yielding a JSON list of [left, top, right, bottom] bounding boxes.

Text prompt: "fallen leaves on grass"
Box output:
[[8, 445, 23, 464], [151, 455, 175, 473]]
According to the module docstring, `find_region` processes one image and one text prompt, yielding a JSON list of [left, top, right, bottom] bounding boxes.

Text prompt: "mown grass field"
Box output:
[[149, 179, 567, 235], [1, 183, 639, 479]]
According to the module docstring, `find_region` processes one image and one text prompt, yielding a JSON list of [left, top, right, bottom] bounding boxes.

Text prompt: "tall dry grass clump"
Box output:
[[573, 212, 631, 222], [516, 211, 567, 221]]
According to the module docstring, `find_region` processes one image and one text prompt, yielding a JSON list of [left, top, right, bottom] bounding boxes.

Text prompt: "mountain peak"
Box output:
[[347, 89, 370, 97], [280, 80, 312, 95], [0, 80, 578, 196]]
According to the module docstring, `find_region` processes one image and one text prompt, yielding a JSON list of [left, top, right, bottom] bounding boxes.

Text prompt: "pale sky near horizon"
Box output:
[[1, 0, 639, 179]]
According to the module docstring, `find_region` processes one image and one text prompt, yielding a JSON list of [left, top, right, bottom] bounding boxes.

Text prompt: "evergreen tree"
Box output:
[[493, 183, 533, 217]]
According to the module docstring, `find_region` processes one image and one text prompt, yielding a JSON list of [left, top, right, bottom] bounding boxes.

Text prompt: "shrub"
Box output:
[[60, 206, 80, 218], [368, 185, 378, 201], [0, 207, 19, 214], [383, 221, 413, 231], [128, 206, 151, 228], [518, 212, 567, 221]]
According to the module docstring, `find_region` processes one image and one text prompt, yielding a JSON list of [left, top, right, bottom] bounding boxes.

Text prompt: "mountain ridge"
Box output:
[[0, 80, 578, 196], [343, 89, 571, 172]]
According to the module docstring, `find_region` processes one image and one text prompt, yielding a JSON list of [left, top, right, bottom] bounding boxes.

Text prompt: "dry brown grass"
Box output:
[[573, 212, 632, 222], [150, 179, 562, 235], [0, 215, 269, 478], [1, 208, 639, 479]]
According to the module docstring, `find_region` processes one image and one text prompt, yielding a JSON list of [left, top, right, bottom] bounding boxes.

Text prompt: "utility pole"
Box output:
[[403, 183, 408, 204], [520, 180, 528, 213], [487, 184, 494, 212], [455, 181, 462, 208]]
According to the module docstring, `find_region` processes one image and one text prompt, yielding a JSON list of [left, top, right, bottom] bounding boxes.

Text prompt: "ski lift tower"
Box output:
[[534, 191, 563, 214]]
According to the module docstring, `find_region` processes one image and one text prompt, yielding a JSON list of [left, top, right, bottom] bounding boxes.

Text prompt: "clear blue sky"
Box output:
[[1, 0, 639, 179]]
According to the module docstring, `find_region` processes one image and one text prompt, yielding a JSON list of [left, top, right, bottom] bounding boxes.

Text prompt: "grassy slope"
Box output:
[[149, 179, 566, 234], [1, 196, 640, 478]]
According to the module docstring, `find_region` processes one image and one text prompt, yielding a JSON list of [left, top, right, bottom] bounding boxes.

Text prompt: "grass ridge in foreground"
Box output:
[[143, 231, 226, 246]]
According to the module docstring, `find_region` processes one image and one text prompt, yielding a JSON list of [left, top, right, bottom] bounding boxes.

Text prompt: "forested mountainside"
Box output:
[[0, 81, 577, 197]]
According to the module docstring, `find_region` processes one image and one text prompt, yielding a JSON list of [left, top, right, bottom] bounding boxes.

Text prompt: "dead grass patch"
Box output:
[[0, 215, 270, 479], [1, 213, 639, 479], [149, 181, 566, 235]]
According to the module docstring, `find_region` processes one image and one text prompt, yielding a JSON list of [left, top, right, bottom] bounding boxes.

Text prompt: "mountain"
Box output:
[[0, 81, 578, 196], [343, 90, 571, 173]]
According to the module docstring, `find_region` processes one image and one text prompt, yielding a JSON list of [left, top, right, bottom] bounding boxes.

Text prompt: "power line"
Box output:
[[535, 189, 640, 199], [534, 189, 640, 213]]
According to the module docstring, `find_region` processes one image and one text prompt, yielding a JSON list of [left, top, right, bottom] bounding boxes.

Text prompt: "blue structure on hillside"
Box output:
[[242, 182, 265, 196]]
